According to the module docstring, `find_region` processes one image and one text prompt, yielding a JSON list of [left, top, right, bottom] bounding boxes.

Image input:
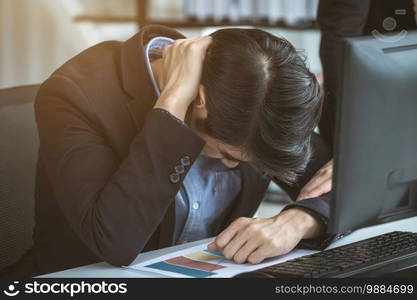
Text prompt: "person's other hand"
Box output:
[[154, 36, 212, 121], [296, 159, 333, 201], [207, 208, 325, 264]]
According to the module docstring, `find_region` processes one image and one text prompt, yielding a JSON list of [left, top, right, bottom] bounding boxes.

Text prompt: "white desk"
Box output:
[[39, 216, 417, 278]]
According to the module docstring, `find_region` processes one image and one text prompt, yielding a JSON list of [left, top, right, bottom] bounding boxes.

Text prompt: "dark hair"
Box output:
[[197, 28, 323, 184]]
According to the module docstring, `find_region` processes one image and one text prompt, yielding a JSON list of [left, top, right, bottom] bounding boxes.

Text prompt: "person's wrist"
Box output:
[[154, 91, 191, 121], [277, 208, 325, 240]]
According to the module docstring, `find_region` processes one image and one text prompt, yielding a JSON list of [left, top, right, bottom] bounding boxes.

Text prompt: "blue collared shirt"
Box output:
[[144, 37, 242, 245]]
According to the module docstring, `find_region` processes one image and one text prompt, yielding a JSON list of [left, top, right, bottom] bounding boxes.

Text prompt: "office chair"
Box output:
[[0, 85, 40, 270]]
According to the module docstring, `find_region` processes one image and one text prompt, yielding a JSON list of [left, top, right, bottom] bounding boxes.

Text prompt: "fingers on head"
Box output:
[[162, 44, 172, 56]]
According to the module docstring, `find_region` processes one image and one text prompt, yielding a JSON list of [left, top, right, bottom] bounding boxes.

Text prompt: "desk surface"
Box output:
[[39, 216, 417, 278]]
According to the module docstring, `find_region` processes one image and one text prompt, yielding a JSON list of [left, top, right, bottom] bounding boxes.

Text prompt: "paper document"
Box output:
[[127, 242, 317, 278]]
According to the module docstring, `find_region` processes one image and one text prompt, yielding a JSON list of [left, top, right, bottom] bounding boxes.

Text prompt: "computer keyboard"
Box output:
[[234, 231, 417, 278]]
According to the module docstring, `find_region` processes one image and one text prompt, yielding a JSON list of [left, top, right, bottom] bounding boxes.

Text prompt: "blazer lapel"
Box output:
[[119, 25, 186, 248], [120, 25, 185, 131]]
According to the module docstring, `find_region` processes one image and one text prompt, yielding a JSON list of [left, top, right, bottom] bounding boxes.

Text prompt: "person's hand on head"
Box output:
[[296, 159, 333, 201], [154, 36, 212, 121]]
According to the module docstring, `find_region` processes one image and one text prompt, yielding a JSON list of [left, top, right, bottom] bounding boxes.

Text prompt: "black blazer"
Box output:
[[2, 25, 333, 277]]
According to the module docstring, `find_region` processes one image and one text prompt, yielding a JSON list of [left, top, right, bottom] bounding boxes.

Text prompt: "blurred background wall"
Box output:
[[1, 0, 88, 88], [0, 0, 322, 89]]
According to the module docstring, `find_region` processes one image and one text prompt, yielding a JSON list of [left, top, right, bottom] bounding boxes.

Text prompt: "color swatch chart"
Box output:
[[145, 249, 226, 278], [128, 242, 316, 278]]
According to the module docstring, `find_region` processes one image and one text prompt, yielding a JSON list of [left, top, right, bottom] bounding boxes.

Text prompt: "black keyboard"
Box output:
[[234, 231, 417, 278]]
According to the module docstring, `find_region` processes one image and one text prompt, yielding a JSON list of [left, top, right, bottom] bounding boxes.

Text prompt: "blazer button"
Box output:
[[180, 156, 191, 166], [169, 173, 180, 184], [175, 165, 185, 174]]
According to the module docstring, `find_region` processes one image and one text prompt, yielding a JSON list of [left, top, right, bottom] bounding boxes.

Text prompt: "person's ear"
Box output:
[[193, 85, 208, 119], [195, 85, 207, 108]]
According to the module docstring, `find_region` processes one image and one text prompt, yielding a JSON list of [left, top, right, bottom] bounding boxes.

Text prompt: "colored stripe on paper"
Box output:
[[166, 256, 225, 272], [185, 251, 220, 262], [203, 249, 224, 257], [145, 261, 215, 278]]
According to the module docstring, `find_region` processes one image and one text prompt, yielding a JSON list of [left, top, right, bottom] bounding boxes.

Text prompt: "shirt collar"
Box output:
[[144, 36, 174, 97]]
